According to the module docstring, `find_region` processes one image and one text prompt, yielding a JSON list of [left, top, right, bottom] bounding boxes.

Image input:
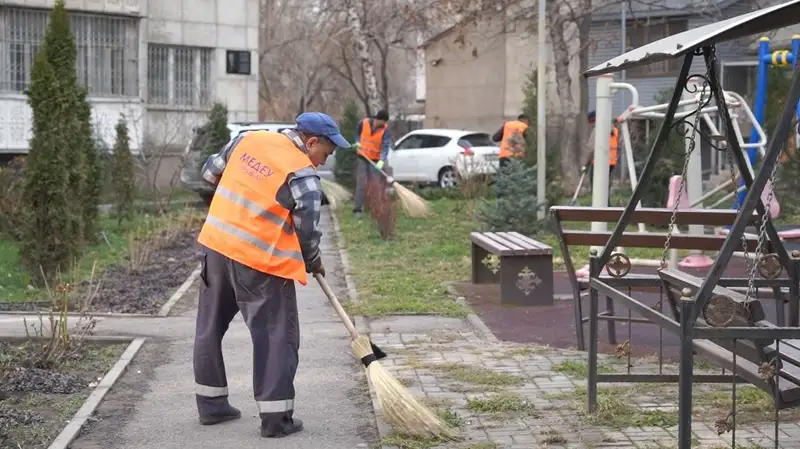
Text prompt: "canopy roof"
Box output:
[[585, 0, 800, 77]]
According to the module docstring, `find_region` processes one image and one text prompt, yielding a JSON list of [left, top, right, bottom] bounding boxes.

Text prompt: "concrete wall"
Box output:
[[422, 13, 578, 134]]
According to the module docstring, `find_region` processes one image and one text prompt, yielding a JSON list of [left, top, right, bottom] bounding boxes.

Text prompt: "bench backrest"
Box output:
[[550, 206, 759, 228]]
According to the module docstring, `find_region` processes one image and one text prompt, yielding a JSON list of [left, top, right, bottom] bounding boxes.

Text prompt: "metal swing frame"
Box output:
[[574, 2, 800, 448]]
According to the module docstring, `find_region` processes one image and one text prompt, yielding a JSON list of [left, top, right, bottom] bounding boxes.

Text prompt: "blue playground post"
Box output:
[[735, 35, 800, 210]]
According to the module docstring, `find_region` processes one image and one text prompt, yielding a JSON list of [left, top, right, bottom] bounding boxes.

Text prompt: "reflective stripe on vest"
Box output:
[[499, 120, 529, 159], [358, 118, 385, 161], [197, 130, 312, 284]]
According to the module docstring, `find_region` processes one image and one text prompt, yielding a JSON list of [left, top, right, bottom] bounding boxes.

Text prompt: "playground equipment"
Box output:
[[736, 35, 800, 211], [579, 76, 770, 275], [557, 2, 800, 448]]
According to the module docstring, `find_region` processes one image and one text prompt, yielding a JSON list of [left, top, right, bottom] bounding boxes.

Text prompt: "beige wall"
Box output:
[[423, 14, 582, 134], [423, 16, 507, 133]]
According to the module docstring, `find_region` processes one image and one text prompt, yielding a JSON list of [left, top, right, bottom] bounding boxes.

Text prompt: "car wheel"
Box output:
[[199, 192, 214, 206], [438, 167, 458, 189]]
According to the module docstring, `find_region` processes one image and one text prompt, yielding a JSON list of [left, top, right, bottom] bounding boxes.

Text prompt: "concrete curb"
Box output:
[[0, 264, 201, 319], [326, 207, 397, 448], [442, 282, 500, 344], [157, 266, 201, 316], [47, 336, 147, 449]]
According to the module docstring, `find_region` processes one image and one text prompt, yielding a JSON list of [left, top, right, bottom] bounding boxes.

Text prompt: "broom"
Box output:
[[314, 273, 456, 439], [320, 178, 353, 209], [363, 159, 430, 219]]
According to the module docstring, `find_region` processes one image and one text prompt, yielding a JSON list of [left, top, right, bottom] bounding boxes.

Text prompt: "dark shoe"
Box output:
[[199, 405, 242, 425], [261, 418, 304, 438], [353, 209, 363, 217]]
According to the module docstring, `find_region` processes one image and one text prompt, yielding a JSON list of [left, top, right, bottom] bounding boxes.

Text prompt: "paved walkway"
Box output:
[[365, 315, 800, 449], [0, 210, 377, 449]]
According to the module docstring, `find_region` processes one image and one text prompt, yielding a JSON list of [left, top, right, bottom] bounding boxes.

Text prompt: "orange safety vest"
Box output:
[[609, 127, 619, 166], [499, 120, 529, 159], [357, 118, 386, 161], [197, 131, 312, 285], [593, 127, 619, 166]]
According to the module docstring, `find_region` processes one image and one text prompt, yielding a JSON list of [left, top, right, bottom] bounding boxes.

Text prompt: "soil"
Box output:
[[0, 228, 202, 315], [457, 258, 785, 360], [0, 340, 125, 448]]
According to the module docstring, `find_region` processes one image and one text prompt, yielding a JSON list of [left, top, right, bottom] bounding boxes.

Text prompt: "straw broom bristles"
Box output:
[[320, 178, 352, 209], [350, 336, 457, 439], [315, 274, 456, 440], [363, 159, 430, 218]]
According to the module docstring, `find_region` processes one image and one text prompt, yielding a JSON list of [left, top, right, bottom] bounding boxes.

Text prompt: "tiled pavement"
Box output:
[[368, 327, 800, 449]]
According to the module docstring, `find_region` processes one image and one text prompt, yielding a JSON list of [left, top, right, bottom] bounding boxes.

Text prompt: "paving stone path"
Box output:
[[365, 315, 800, 449]]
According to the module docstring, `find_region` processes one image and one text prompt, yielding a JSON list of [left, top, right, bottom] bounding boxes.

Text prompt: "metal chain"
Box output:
[[660, 79, 708, 268], [744, 148, 781, 303], [724, 147, 755, 278]]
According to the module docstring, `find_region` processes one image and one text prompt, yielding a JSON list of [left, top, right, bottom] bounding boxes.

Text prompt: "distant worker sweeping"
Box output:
[[193, 112, 349, 438], [353, 109, 391, 216], [492, 114, 530, 168]]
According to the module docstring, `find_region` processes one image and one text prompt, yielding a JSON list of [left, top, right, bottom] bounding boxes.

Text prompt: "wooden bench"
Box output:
[[470, 231, 554, 306]]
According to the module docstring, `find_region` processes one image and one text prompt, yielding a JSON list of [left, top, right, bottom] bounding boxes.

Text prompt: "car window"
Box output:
[[458, 133, 493, 147], [395, 135, 426, 150], [415, 135, 450, 149]]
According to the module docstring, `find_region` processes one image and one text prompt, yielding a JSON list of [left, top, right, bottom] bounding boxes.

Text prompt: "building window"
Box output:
[[626, 17, 688, 77], [0, 7, 139, 96], [147, 44, 213, 108]]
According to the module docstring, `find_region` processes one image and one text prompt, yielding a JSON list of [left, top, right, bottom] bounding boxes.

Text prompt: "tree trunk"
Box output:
[[546, 4, 581, 190], [346, 2, 382, 116]]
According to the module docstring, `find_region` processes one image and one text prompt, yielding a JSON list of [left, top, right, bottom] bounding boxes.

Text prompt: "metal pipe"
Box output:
[[536, 0, 546, 220], [678, 293, 695, 449]]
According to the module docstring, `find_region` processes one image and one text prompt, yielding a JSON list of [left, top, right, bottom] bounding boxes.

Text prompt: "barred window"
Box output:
[[0, 7, 139, 96], [147, 44, 213, 108]]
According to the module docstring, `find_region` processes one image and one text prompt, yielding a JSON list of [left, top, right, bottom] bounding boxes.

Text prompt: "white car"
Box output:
[[386, 129, 500, 188]]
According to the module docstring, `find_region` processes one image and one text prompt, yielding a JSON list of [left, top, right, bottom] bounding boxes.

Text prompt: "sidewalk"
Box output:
[[0, 210, 379, 449]]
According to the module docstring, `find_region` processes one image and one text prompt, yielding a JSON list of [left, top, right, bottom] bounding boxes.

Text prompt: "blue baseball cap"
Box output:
[[295, 112, 351, 149]]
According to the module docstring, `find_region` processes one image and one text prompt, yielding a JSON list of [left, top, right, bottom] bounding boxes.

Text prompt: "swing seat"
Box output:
[[658, 267, 800, 407]]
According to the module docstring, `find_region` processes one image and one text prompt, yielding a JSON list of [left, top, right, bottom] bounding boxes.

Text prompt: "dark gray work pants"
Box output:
[[353, 156, 379, 212], [193, 246, 300, 428]]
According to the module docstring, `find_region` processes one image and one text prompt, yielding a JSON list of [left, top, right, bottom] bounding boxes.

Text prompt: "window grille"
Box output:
[[147, 44, 213, 108], [0, 7, 139, 96]]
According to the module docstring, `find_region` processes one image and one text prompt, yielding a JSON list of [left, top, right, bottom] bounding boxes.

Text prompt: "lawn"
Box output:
[[0, 210, 199, 303], [334, 195, 702, 317], [335, 199, 474, 317]]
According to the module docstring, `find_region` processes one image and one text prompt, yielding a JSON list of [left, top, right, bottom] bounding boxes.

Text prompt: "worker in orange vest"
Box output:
[[582, 111, 619, 197], [353, 110, 391, 215], [194, 112, 349, 439], [492, 114, 530, 169]]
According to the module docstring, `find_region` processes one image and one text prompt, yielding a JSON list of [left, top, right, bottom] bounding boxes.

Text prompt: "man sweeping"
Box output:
[[492, 114, 530, 169], [193, 112, 350, 438], [353, 109, 391, 216], [582, 111, 619, 202]]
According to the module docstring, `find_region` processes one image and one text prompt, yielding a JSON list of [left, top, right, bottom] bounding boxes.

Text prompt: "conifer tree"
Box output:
[[112, 117, 135, 225]]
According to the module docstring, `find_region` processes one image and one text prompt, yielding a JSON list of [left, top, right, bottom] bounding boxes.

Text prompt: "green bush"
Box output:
[[475, 158, 548, 236], [201, 103, 230, 163], [112, 116, 135, 225], [42, 0, 89, 246], [334, 99, 361, 191], [79, 100, 102, 242], [0, 157, 27, 240], [20, 49, 77, 284], [633, 89, 689, 208], [520, 69, 565, 208]]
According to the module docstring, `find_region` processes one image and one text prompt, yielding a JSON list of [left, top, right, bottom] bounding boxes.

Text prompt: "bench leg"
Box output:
[[472, 244, 499, 284], [499, 255, 554, 306]]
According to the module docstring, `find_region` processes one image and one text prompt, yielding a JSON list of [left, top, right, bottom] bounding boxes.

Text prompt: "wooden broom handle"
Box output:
[[364, 158, 395, 184], [314, 273, 359, 339]]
